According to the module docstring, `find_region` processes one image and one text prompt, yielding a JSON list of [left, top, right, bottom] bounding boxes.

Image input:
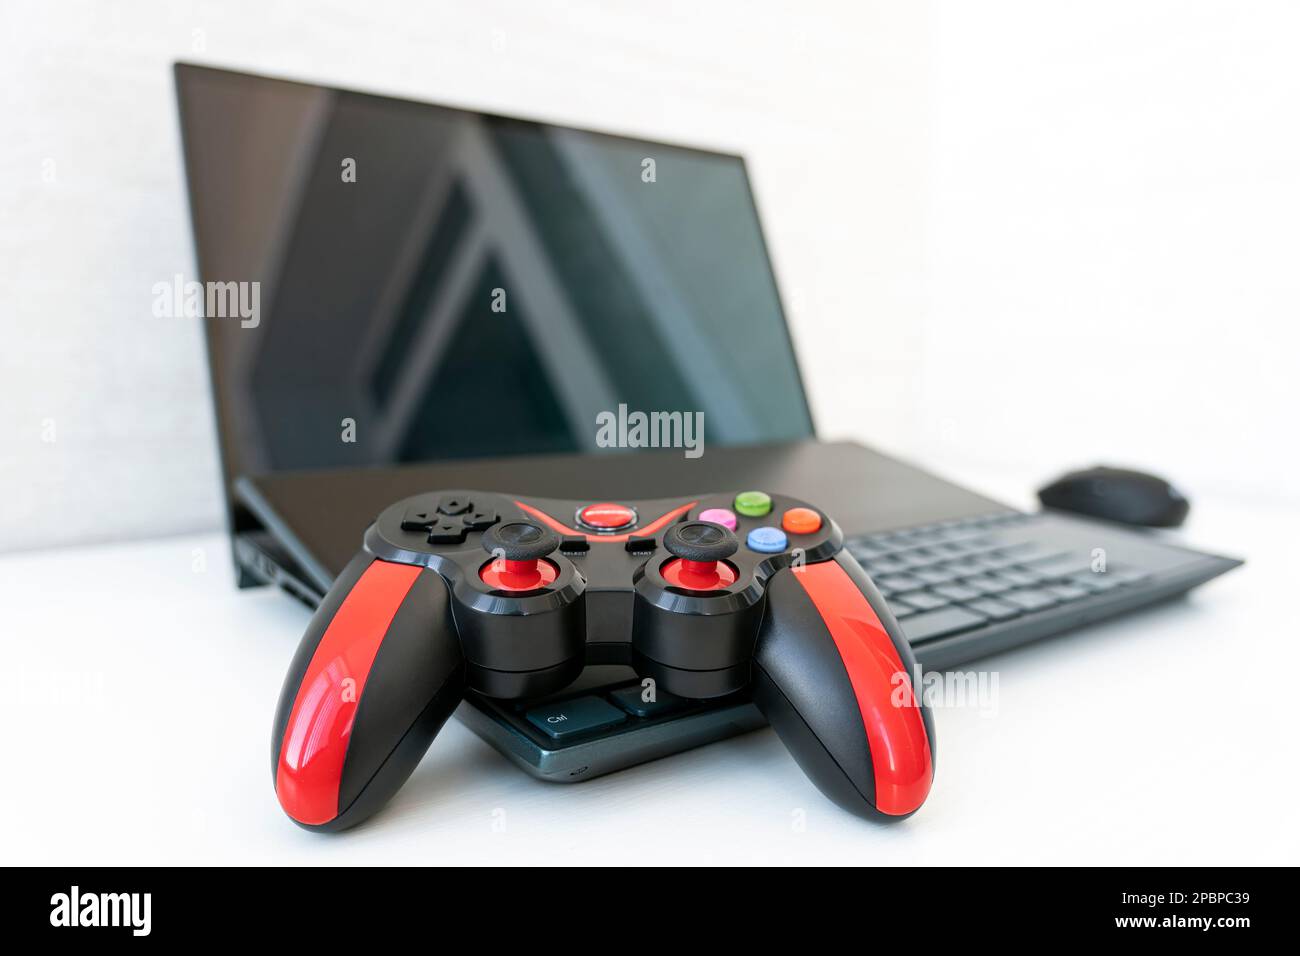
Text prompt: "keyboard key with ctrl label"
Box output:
[[525, 697, 627, 741]]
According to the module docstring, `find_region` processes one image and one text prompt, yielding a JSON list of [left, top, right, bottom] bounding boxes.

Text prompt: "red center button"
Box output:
[[577, 502, 637, 531]]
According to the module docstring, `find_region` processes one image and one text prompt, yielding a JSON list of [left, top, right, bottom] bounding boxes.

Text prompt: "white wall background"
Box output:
[[2, 0, 1297, 552], [912, 0, 1300, 507]]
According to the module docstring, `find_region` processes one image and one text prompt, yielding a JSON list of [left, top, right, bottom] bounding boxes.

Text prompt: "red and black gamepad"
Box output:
[[272, 490, 935, 830]]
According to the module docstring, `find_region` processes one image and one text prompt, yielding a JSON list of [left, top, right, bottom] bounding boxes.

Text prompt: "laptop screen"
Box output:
[[175, 64, 813, 509]]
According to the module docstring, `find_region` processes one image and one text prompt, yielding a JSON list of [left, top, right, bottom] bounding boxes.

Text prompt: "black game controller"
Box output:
[[272, 490, 935, 830]]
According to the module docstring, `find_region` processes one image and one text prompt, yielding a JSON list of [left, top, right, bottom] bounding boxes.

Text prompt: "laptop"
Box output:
[[174, 63, 1241, 782]]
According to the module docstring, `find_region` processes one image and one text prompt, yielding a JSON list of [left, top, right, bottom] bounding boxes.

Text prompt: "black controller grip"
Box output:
[[272, 553, 466, 831]]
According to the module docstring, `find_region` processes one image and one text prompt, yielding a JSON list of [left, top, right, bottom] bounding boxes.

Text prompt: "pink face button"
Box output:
[[698, 508, 738, 531]]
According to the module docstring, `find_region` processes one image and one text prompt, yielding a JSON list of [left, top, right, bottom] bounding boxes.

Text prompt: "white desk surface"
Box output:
[[2, 483, 1294, 866]]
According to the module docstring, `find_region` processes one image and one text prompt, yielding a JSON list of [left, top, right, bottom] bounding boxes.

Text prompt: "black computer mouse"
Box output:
[[1037, 466, 1190, 528]]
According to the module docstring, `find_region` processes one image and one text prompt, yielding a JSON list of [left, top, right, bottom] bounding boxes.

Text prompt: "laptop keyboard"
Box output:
[[845, 512, 1152, 645]]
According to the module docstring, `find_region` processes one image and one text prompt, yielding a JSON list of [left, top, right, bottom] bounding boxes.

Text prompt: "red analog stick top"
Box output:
[[661, 521, 739, 591], [480, 556, 559, 592], [479, 521, 561, 592], [661, 557, 738, 591]]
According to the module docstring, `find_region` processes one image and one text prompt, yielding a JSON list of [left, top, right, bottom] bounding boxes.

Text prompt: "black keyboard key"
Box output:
[[937, 540, 980, 556], [979, 551, 1026, 571], [1027, 553, 1097, 578], [608, 685, 691, 719], [895, 590, 949, 611], [1069, 570, 1120, 592], [1001, 588, 1060, 613], [928, 521, 964, 538], [875, 531, 915, 547], [966, 597, 1022, 621], [914, 566, 962, 586], [941, 538, 987, 561], [1067, 572, 1109, 592], [1021, 550, 1071, 567], [525, 697, 627, 741], [847, 539, 891, 560], [1045, 583, 1089, 603], [943, 560, 989, 578], [888, 601, 919, 619], [909, 546, 946, 562], [994, 542, 1041, 559], [888, 551, 929, 571], [932, 583, 982, 603], [960, 555, 1006, 575], [915, 549, 956, 568], [1111, 568, 1153, 586], [866, 557, 910, 575], [875, 573, 925, 594], [901, 606, 989, 643], [962, 574, 1014, 596], [996, 568, 1047, 588]]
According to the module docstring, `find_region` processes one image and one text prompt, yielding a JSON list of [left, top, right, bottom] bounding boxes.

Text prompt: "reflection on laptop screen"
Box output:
[[176, 64, 812, 486]]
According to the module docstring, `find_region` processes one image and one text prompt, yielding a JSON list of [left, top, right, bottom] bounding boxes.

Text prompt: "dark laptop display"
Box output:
[[176, 63, 811, 501]]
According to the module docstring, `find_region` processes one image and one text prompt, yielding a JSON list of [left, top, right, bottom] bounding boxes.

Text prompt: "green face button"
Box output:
[[733, 490, 772, 518]]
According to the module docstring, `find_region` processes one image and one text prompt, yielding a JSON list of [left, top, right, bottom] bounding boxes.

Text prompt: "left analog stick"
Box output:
[[480, 521, 561, 592], [482, 521, 560, 561]]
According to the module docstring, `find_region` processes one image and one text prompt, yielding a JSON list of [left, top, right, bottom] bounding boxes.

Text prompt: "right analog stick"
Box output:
[[661, 521, 739, 591]]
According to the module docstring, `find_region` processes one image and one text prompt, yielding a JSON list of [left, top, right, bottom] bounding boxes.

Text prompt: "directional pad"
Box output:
[[427, 520, 469, 545], [403, 501, 496, 543]]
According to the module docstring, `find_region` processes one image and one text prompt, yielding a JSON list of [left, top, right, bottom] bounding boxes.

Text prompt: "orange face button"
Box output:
[[781, 507, 822, 535]]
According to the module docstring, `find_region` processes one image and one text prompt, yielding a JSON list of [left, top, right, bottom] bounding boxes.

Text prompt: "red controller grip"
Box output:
[[275, 560, 422, 824], [792, 559, 933, 815], [753, 554, 934, 818], [273, 557, 463, 829]]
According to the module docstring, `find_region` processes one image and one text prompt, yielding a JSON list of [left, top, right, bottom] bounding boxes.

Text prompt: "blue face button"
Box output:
[[746, 526, 788, 553]]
